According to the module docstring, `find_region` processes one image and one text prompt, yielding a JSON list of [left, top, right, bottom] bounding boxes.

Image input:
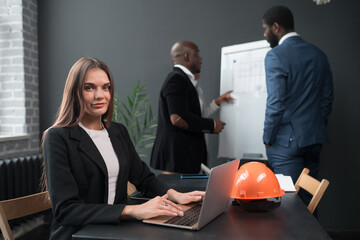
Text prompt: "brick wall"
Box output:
[[0, 0, 39, 158]]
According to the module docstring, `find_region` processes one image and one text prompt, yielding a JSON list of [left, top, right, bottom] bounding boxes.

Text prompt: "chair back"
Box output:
[[127, 182, 137, 195], [0, 191, 51, 240], [294, 168, 330, 214]]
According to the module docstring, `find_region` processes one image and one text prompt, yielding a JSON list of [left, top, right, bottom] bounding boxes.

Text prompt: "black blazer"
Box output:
[[44, 122, 167, 240], [150, 67, 214, 173]]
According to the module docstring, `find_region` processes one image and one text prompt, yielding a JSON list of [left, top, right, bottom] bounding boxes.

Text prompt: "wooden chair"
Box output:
[[294, 168, 330, 214], [0, 191, 52, 240], [127, 182, 137, 195]]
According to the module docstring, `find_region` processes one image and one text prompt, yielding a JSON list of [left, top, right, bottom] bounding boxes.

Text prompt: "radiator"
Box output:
[[0, 154, 43, 228]]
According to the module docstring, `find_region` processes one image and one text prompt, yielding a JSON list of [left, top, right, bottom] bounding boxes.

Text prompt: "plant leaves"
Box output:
[[113, 81, 158, 160]]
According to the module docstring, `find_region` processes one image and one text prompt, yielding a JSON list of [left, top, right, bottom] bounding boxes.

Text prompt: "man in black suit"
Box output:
[[150, 41, 228, 174]]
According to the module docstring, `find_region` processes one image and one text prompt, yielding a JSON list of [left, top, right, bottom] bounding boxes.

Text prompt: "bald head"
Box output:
[[171, 41, 198, 64], [170, 41, 202, 74]]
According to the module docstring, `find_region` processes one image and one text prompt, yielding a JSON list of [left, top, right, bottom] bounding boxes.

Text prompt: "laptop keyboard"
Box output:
[[165, 204, 202, 226]]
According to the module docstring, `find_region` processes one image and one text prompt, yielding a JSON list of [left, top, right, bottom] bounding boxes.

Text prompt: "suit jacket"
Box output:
[[44, 122, 167, 240], [263, 36, 334, 147], [150, 67, 214, 173]]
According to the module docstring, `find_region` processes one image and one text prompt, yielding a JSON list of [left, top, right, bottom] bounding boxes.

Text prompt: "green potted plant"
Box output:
[[112, 81, 157, 159], [112, 81, 157, 195]]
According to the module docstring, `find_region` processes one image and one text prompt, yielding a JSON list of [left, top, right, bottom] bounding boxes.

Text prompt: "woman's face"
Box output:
[[82, 68, 111, 121]]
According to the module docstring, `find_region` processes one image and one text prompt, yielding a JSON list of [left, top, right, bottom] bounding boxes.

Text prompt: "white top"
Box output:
[[279, 32, 300, 45], [79, 122, 120, 204], [174, 64, 219, 118], [196, 86, 219, 118]]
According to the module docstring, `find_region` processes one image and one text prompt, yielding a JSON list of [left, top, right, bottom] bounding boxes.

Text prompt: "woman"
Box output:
[[42, 57, 205, 239]]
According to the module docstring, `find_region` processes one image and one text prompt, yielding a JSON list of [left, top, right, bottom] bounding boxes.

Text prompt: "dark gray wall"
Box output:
[[38, 0, 360, 231]]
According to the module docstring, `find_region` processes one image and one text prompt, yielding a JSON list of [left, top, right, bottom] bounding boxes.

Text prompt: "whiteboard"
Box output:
[[218, 40, 270, 159]]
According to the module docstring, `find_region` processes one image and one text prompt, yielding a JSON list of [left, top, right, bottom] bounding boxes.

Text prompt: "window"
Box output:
[[0, 0, 39, 157]]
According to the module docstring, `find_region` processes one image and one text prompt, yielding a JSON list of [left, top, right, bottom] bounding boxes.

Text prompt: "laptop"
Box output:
[[143, 159, 240, 230]]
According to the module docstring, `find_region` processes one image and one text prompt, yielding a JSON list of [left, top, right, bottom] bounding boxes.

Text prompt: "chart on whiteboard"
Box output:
[[231, 47, 268, 93], [218, 40, 270, 159]]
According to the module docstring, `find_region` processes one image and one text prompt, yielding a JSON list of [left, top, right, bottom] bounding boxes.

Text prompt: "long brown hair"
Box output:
[[55, 57, 114, 128], [41, 57, 115, 190]]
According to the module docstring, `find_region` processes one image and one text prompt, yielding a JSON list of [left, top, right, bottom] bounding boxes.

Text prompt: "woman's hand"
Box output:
[[167, 189, 205, 205], [121, 194, 183, 220]]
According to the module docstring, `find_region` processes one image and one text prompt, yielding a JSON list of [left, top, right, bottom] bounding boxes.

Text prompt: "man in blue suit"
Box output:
[[261, 6, 334, 188]]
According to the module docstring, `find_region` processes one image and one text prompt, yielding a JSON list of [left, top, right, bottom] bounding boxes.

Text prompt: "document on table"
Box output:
[[276, 174, 297, 192]]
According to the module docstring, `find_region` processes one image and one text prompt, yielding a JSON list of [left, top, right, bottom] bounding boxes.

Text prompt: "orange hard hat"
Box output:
[[231, 161, 285, 200]]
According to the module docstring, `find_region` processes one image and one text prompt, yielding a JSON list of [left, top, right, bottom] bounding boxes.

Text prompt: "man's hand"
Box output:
[[215, 90, 233, 106], [213, 119, 225, 133]]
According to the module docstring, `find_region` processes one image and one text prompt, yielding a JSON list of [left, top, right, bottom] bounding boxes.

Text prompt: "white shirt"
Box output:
[[174, 64, 219, 118], [196, 86, 219, 118], [79, 122, 119, 204], [279, 32, 300, 45]]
